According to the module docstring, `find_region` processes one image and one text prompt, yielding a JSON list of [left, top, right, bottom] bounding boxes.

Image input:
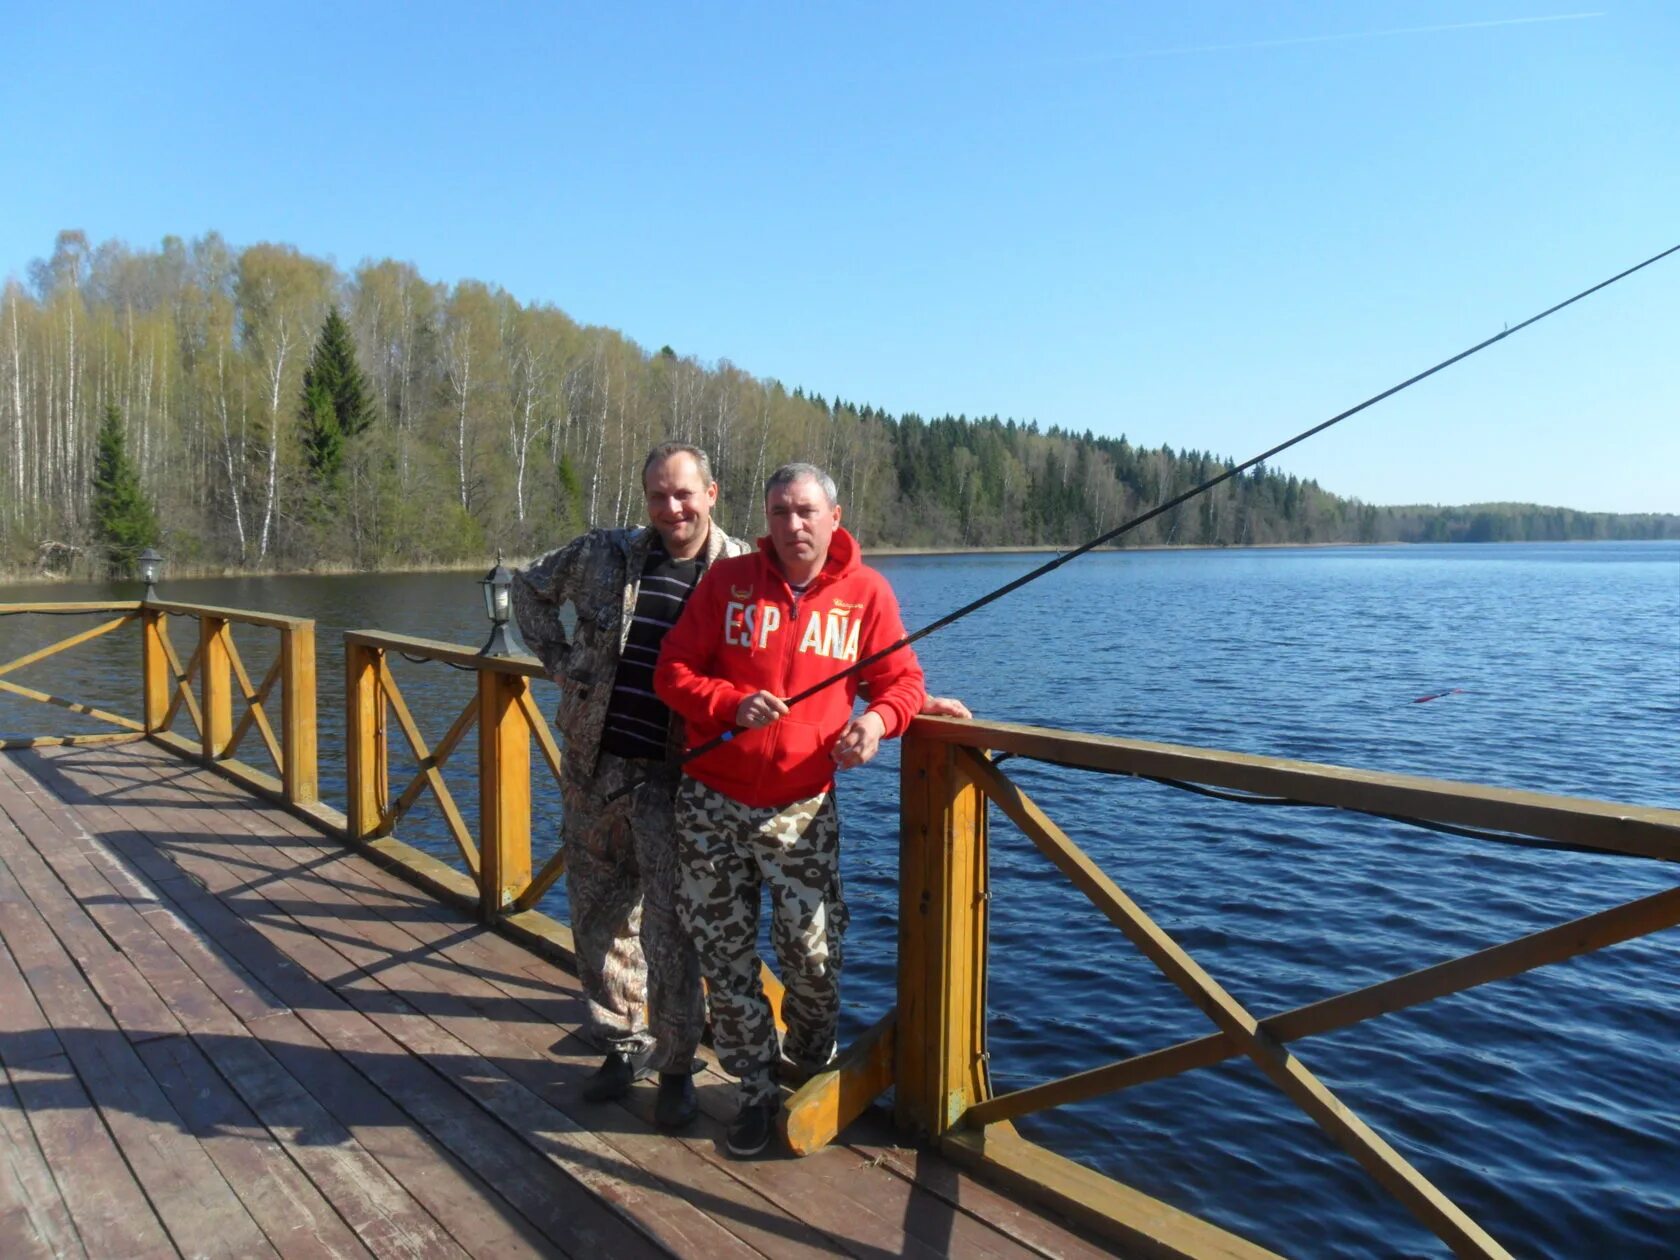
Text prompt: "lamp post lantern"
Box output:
[[138, 548, 163, 603], [479, 555, 514, 657]]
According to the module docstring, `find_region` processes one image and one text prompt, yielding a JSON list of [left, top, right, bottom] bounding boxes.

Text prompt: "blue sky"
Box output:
[[4, 2, 1675, 511]]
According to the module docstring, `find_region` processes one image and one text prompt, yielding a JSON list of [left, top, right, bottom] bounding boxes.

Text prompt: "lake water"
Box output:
[[3, 541, 1677, 1257]]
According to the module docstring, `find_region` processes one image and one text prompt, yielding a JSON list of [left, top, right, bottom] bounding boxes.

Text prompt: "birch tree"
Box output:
[[236, 244, 329, 559], [441, 281, 502, 517], [3, 282, 26, 529]]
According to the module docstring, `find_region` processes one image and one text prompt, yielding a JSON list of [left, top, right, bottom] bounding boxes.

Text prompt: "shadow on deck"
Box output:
[[0, 742, 1117, 1259]]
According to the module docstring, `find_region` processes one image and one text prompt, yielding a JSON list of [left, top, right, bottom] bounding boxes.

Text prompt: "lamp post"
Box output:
[[138, 548, 163, 603], [479, 555, 514, 657]]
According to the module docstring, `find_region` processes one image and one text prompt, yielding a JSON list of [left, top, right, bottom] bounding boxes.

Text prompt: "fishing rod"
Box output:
[[609, 242, 1678, 799]]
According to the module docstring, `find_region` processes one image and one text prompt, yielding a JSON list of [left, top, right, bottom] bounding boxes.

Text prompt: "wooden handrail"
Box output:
[[0, 613, 137, 680], [10, 600, 1673, 1259], [908, 715, 1680, 860], [344, 628, 546, 677], [965, 884, 1680, 1128], [960, 745, 1511, 1258], [0, 611, 143, 743], [872, 717, 1679, 1257], [0, 601, 142, 615], [343, 630, 558, 924], [1, 602, 317, 811], [141, 599, 312, 630]]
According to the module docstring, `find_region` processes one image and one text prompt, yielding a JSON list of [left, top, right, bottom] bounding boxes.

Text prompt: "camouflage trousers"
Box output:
[[675, 777, 847, 1107], [559, 752, 704, 1073]]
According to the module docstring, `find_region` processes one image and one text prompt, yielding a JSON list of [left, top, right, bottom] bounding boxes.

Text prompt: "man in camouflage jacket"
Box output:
[[513, 443, 748, 1128]]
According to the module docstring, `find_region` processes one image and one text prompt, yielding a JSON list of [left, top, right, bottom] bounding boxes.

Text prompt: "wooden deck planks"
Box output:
[[160, 743, 1116, 1257], [95, 756, 815, 1259], [156, 761, 1073, 1260], [0, 795, 479, 1260], [205, 785, 1108, 1256], [187, 761, 1120, 1260], [0, 743, 1118, 1260], [239, 857, 847, 1260], [132, 1032, 376, 1260], [0, 821, 281, 1259], [4, 1055, 172, 1259], [0, 1061, 86, 1260], [0, 755, 490, 1259], [83, 805, 662, 1256], [7, 756, 571, 1260]]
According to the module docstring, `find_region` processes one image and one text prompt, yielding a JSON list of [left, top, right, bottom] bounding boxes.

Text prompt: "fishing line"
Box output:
[[609, 242, 1678, 800]]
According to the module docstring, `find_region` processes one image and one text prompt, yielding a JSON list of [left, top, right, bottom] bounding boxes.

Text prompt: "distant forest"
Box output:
[[3, 230, 1674, 577]]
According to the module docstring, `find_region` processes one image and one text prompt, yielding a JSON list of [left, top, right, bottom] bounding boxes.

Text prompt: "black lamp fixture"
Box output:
[[138, 547, 163, 603], [479, 553, 514, 657]]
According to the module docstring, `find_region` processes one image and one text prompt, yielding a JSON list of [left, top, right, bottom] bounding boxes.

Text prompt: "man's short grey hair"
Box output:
[[764, 462, 838, 506], [642, 442, 714, 488]]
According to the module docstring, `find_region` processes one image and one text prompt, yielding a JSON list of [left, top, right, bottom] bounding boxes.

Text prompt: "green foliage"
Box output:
[[299, 306, 375, 487], [300, 379, 343, 489], [4, 230, 1674, 578], [91, 403, 159, 576]]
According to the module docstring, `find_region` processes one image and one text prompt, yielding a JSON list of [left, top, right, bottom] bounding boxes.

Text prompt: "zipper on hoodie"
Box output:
[[778, 570, 803, 697], [754, 570, 814, 801]]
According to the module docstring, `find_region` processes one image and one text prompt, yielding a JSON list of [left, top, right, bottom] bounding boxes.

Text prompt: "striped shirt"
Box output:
[[600, 541, 705, 760]]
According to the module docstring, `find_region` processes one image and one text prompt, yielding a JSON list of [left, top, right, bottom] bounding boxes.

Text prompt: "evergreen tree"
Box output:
[[300, 379, 343, 489], [91, 403, 159, 576], [299, 307, 374, 486]]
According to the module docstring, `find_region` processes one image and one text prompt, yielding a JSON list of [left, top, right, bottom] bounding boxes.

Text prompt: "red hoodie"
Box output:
[[654, 527, 926, 807]]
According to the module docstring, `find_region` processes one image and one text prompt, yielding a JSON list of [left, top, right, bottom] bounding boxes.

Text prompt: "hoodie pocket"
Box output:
[[757, 717, 830, 796]]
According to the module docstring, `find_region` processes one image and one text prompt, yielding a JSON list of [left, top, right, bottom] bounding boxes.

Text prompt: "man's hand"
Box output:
[[920, 694, 972, 719], [735, 690, 789, 729], [832, 710, 886, 770]]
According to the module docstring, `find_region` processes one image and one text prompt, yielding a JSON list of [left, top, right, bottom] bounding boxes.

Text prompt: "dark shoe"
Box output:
[[654, 1072, 699, 1129], [581, 1048, 652, 1102], [726, 1100, 777, 1158]]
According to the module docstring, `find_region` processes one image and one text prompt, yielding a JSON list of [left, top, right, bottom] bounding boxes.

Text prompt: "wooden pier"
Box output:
[[2, 598, 1675, 1259], [0, 740, 1121, 1260]]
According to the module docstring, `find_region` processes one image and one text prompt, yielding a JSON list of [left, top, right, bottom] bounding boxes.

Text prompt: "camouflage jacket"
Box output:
[[512, 523, 750, 782]]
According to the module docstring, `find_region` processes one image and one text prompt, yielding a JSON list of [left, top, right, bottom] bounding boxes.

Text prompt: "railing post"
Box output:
[[141, 608, 170, 733], [345, 640, 388, 841], [896, 731, 991, 1139], [477, 667, 532, 923], [200, 616, 232, 760], [280, 622, 318, 805]]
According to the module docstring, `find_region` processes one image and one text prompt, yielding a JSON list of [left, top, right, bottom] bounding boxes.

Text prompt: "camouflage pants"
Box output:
[[559, 752, 704, 1073], [675, 777, 847, 1107]]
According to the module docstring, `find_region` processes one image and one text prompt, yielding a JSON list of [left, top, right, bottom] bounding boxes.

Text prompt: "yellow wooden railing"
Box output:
[[8, 601, 1678, 1258], [0, 602, 146, 745], [0, 600, 317, 809], [780, 715, 1679, 1259], [337, 629, 794, 1018], [342, 630, 566, 924]]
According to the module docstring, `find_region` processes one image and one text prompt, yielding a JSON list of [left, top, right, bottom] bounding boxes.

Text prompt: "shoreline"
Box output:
[[0, 535, 1666, 586], [0, 539, 1384, 585], [861, 539, 1379, 557], [0, 557, 502, 587]]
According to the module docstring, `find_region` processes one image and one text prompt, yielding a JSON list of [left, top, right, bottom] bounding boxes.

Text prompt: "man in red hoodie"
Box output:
[[654, 462, 930, 1157]]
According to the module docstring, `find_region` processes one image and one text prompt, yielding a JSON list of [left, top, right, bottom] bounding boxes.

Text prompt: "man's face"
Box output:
[[643, 453, 717, 552], [766, 476, 841, 573]]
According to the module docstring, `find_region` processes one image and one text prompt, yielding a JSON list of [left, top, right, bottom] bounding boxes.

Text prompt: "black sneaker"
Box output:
[[581, 1047, 652, 1102], [725, 1100, 777, 1158], [654, 1072, 699, 1129]]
